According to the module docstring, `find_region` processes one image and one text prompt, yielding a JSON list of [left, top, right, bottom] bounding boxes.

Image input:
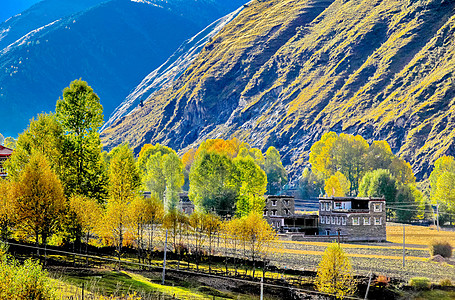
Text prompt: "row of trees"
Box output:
[[0, 80, 278, 274]]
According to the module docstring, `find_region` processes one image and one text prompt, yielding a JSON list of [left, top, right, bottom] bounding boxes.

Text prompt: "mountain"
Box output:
[[0, 0, 247, 137], [101, 0, 455, 181], [0, 0, 42, 23], [102, 4, 247, 131]]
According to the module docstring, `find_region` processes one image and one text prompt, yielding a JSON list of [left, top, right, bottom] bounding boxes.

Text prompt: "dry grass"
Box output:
[[386, 224, 455, 247]]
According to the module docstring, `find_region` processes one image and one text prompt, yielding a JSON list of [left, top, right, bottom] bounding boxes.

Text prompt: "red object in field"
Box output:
[[0, 145, 13, 177]]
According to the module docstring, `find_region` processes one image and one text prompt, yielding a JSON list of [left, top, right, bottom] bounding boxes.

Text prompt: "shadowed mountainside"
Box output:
[[101, 0, 455, 180]]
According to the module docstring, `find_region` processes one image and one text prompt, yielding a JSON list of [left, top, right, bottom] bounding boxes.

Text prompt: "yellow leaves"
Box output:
[[315, 243, 356, 299], [68, 195, 102, 234], [325, 172, 350, 197]]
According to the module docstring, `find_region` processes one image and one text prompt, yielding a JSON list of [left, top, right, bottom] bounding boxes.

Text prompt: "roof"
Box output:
[[0, 145, 13, 157], [318, 196, 385, 202]]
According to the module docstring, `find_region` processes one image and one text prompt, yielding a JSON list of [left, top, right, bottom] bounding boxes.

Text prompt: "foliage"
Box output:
[[4, 113, 65, 181], [409, 277, 431, 290], [234, 156, 267, 217], [3, 137, 16, 149], [264, 146, 288, 195], [68, 194, 102, 247], [189, 151, 239, 216], [430, 158, 455, 225], [439, 279, 452, 287], [0, 133, 3, 145], [358, 169, 397, 212], [429, 240, 452, 258], [315, 243, 356, 299], [0, 244, 55, 299], [10, 153, 66, 245], [394, 184, 419, 222], [0, 180, 13, 241], [324, 172, 350, 197], [298, 168, 324, 199], [56, 79, 108, 201], [102, 144, 141, 258]]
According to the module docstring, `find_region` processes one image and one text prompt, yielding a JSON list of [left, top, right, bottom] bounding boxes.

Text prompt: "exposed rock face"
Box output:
[[102, 5, 247, 131], [0, 0, 247, 137], [101, 0, 455, 181]]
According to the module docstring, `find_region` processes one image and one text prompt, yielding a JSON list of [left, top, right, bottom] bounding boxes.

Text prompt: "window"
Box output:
[[336, 217, 340, 225], [326, 202, 331, 211], [325, 216, 330, 224], [263, 210, 268, 216], [271, 210, 277, 216], [320, 216, 325, 224], [342, 217, 346, 225], [284, 209, 289, 215], [335, 202, 342, 209], [374, 217, 382, 225], [364, 217, 370, 225], [374, 203, 382, 212], [330, 216, 334, 224], [284, 200, 289, 206], [352, 217, 360, 225], [321, 203, 325, 211], [272, 200, 277, 206]]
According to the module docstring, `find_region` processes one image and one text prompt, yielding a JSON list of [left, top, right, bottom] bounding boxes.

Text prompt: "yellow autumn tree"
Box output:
[[239, 212, 277, 278], [0, 180, 14, 241], [315, 243, 356, 298], [68, 194, 102, 253], [10, 153, 66, 246], [325, 172, 350, 197]]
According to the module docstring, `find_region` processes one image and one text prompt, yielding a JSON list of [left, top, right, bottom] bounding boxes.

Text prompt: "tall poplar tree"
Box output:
[[56, 79, 107, 201]]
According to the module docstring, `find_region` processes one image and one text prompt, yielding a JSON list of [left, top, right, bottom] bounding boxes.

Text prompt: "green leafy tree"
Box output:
[[298, 168, 324, 199], [365, 141, 394, 171], [395, 185, 419, 222], [5, 114, 64, 181], [332, 133, 369, 193], [163, 153, 185, 211], [56, 79, 107, 201], [315, 243, 356, 298], [264, 146, 288, 195], [103, 144, 141, 262], [189, 151, 239, 216], [234, 156, 267, 217], [429, 156, 455, 225], [10, 153, 66, 246], [358, 169, 397, 219]]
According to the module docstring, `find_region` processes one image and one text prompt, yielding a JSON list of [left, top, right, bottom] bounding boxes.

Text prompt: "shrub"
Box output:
[[439, 278, 452, 287], [0, 244, 55, 299], [374, 275, 390, 288], [429, 240, 453, 258], [409, 277, 431, 290]]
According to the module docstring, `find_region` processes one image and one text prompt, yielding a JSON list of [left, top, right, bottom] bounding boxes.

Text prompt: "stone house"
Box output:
[[263, 195, 294, 228], [318, 196, 386, 242]]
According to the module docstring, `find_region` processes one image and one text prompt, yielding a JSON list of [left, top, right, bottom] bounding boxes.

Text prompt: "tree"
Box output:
[[315, 243, 356, 298], [358, 169, 397, 219], [239, 212, 276, 278], [234, 156, 267, 217], [68, 195, 102, 254], [10, 153, 66, 246], [298, 168, 324, 199], [0, 133, 3, 145], [389, 157, 415, 185], [433, 171, 455, 225], [3, 137, 16, 149], [395, 185, 419, 222], [0, 180, 14, 241], [325, 172, 350, 197], [332, 133, 369, 193], [56, 79, 107, 201], [163, 153, 185, 211], [264, 146, 288, 195], [4, 114, 64, 181], [189, 151, 239, 216], [103, 144, 141, 263], [309, 131, 338, 178], [365, 140, 394, 171]]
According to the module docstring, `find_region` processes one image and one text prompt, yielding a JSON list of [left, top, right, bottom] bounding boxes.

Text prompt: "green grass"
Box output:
[[410, 290, 455, 300]]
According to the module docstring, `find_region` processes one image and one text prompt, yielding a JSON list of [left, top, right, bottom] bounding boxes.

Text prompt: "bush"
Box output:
[[439, 278, 452, 287], [0, 244, 55, 299], [409, 277, 431, 290], [429, 240, 453, 258]]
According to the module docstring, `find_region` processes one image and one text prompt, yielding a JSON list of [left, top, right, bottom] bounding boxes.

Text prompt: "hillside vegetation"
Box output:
[[102, 0, 455, 180]]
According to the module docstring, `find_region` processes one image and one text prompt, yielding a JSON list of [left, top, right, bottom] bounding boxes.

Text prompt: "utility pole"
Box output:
[[162, 230, 168, 285], [260, 276, 264, 300], [436, 203, 440, 232], [402, 223, 405, 268], [364, 270, 372, 300]]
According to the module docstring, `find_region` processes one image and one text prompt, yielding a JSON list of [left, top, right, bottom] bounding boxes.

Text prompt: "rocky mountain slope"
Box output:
[[0, 0, 246, 137], [102, 4, 247, 131], [102, 0, 455, 180]]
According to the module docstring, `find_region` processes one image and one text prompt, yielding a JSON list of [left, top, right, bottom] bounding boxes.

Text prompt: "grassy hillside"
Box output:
[[102, 0, 455, 180]]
